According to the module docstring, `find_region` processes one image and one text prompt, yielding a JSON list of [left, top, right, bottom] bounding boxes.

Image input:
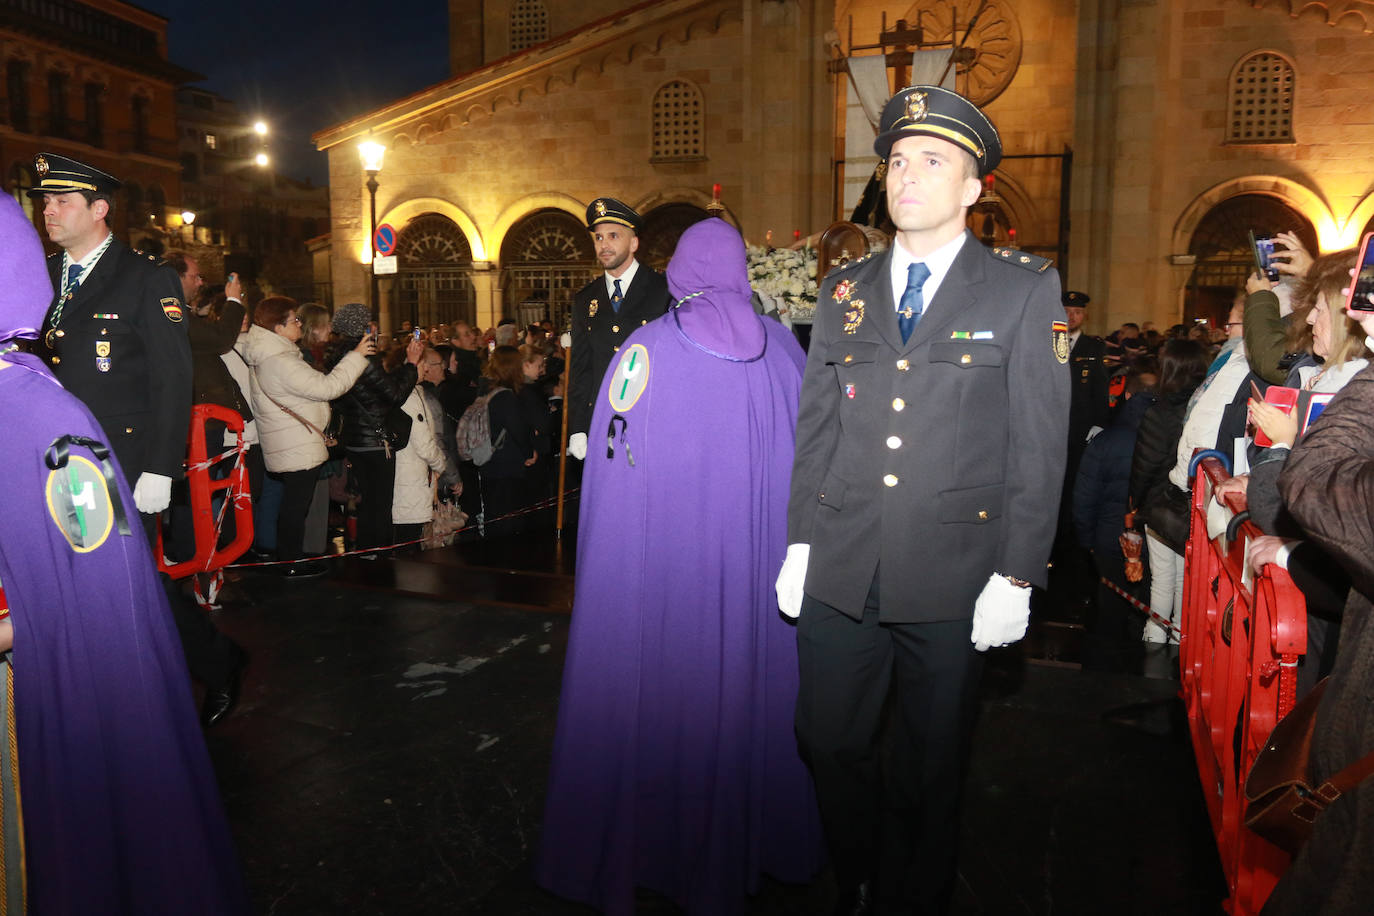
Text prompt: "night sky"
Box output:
[[138, 0, 452, 184]]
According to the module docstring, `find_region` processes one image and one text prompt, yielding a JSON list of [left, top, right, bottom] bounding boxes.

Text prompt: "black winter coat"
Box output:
[[1128, 386, 1197, 552], [326, 343, 418, 450], [1074, 390, 1154, 561]]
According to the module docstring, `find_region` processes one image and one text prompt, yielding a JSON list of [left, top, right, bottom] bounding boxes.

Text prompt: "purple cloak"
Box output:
[[536, 220, 823, 914], [0, 353, 249, 914]]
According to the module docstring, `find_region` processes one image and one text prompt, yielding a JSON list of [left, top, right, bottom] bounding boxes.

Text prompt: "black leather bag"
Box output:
[[1143, 482, 1191, 554], [382, 406, 412, 451]]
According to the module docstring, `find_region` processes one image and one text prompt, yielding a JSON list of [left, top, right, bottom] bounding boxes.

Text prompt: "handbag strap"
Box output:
[[1321, 749, 1374, 801], [261, 388, 328, 441]]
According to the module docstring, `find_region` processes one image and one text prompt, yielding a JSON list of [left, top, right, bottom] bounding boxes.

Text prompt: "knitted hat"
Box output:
[[331, 302, 371, 339]]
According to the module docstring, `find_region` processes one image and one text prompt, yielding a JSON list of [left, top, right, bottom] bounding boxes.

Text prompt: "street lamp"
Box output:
[[254, 152, 270, 168], [358, 140, 386, 320], [253, 120, 268, 137]]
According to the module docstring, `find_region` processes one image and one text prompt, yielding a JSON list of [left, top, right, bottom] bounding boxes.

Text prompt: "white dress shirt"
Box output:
[[888, 231, 968, 316]]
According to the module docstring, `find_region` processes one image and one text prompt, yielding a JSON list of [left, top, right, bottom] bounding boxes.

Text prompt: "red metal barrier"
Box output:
[[156, 404, 253, 580], [1181, 455, 1307, 915]]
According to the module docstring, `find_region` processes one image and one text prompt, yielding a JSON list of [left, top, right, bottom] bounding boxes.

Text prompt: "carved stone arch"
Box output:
[[378, 196, 487, 260], [489, 192, 587, 268], [1171, 176, 1334, 255], [391, 132, 415, 150], [498, 206, 596, 329], [1346, 191, 1374, 247], [638, 203, 710, 273], [1178, 184, 1321, 324], [633, 188, 737, 230], [393, 211, 477, 329]]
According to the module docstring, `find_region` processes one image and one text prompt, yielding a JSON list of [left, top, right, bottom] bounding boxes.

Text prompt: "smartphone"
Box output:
[[1347, 231, 1374, 313], [1249, 230, 1281, 282], [413, 328, 423, 341], [1252, 384, 1299, 448]]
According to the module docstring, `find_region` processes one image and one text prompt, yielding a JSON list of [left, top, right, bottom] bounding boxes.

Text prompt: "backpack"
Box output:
[[455, 390, 507, 466]]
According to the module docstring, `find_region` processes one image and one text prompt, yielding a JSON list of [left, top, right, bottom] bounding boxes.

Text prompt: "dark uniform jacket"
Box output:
[[1068, 332, 1111, 457], [787, 231, 1070, 622], [568, 264, 669, 437], [41, 237, 192, 482]]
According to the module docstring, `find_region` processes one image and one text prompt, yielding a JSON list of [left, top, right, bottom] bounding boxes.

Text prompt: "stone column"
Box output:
[[469, 262, 499, 329]]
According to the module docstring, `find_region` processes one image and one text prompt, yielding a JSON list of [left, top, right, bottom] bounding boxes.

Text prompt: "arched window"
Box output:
[[510, 0, 549, 54], [1184, 192, 1317, 324], [396, 212, 476, 328], [651, 80, 704, 161], [500, 208, 594, 328], [1226, 51, 1295, 144]]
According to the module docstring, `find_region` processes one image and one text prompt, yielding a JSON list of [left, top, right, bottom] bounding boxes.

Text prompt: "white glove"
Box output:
[[970, 573, 1032, 652], [568, 432, 587, 460], [133, 472, 173, 514], [560, 331, 572, 348], [775, 543, 810, 619]]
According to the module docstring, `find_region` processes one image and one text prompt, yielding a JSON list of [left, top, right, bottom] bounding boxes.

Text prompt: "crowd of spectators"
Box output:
[[1065, 236, 1374, 907], [177, 279, 569, 576]]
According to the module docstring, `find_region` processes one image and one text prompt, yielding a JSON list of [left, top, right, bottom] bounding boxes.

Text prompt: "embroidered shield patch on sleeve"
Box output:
[[1052, 320, 1070, 364], [46, 455, 115, 552], [161, 298, 184, 322], [607, 343, 649, 413]]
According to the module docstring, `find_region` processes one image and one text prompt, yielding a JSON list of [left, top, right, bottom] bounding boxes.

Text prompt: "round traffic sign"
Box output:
[[374, 223, 397, 257]]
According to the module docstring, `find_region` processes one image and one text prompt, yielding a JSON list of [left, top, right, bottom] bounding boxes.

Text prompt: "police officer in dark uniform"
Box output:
[[565, 198, 669, 459], [1064, 290, 1111, 476], [775, 88, 1069, 914], [1057, 290, 1112, 608], [30, 153, 247, 728]]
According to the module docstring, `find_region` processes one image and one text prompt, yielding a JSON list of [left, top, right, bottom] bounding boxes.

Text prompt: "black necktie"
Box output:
[[898, 262, 930, 344]]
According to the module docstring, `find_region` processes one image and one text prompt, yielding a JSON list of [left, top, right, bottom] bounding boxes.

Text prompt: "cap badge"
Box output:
[[595, 200, 608, 217], [35, 155, 49, 178], [906, 91, 928, 123]]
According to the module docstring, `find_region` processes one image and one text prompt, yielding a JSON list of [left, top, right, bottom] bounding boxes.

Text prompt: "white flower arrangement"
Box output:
[[747, 244, 819, 322]]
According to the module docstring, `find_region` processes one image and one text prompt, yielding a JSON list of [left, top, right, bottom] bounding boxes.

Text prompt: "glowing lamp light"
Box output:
[[180, 210, 195, 225], [358, 140, 386, 174], [254, 152, 270, 167], [253, 120, 268, 136]]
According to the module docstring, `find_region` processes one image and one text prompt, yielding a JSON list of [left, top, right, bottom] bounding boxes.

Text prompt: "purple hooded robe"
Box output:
[[0, 194, 249, 914], [535, 219, 823, 914]]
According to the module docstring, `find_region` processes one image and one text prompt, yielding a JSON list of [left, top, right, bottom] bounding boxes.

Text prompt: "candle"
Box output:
[[712, 183, 721, 200], [793, 229, 801, 241]]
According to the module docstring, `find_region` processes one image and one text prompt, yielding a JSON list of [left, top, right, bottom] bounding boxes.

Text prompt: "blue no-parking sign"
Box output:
[[373, 224, 397, 256]]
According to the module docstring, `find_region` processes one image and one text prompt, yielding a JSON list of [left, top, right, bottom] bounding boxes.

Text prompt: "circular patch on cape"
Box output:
[[45, 455, 115, 553], [606, 343, 650, 413]]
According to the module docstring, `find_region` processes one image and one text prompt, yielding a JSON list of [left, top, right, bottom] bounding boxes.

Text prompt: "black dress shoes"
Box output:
[[833, 881, 874, 916], [201, 649, 247, 728]]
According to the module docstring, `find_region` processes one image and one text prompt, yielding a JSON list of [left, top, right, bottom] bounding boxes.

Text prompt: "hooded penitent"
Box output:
[[0, 194, 249, 914], [535, 218, 823, 915]]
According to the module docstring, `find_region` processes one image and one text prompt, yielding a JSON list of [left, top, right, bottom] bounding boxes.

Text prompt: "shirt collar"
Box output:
[[62, 232, 115, 289], [606, 258, 640, 296], [889, 230, 967, 310]]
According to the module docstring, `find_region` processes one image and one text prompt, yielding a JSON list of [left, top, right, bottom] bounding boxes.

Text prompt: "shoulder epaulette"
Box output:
[[991, 246, 1053, 274], [824, 252, 874, 280], [132, 249, 166, 266]]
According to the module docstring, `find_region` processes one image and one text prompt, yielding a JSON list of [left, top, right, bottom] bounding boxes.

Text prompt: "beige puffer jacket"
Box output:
[[239, 325, 368, 473], [392, 387, 446, 524]]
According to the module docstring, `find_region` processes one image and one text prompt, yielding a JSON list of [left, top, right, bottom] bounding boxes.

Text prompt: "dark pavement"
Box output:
[[201, 513, 1226, 915]]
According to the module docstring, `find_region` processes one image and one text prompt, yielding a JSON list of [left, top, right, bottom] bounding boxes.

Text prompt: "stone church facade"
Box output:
[[316, 0, 1374, 334]]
